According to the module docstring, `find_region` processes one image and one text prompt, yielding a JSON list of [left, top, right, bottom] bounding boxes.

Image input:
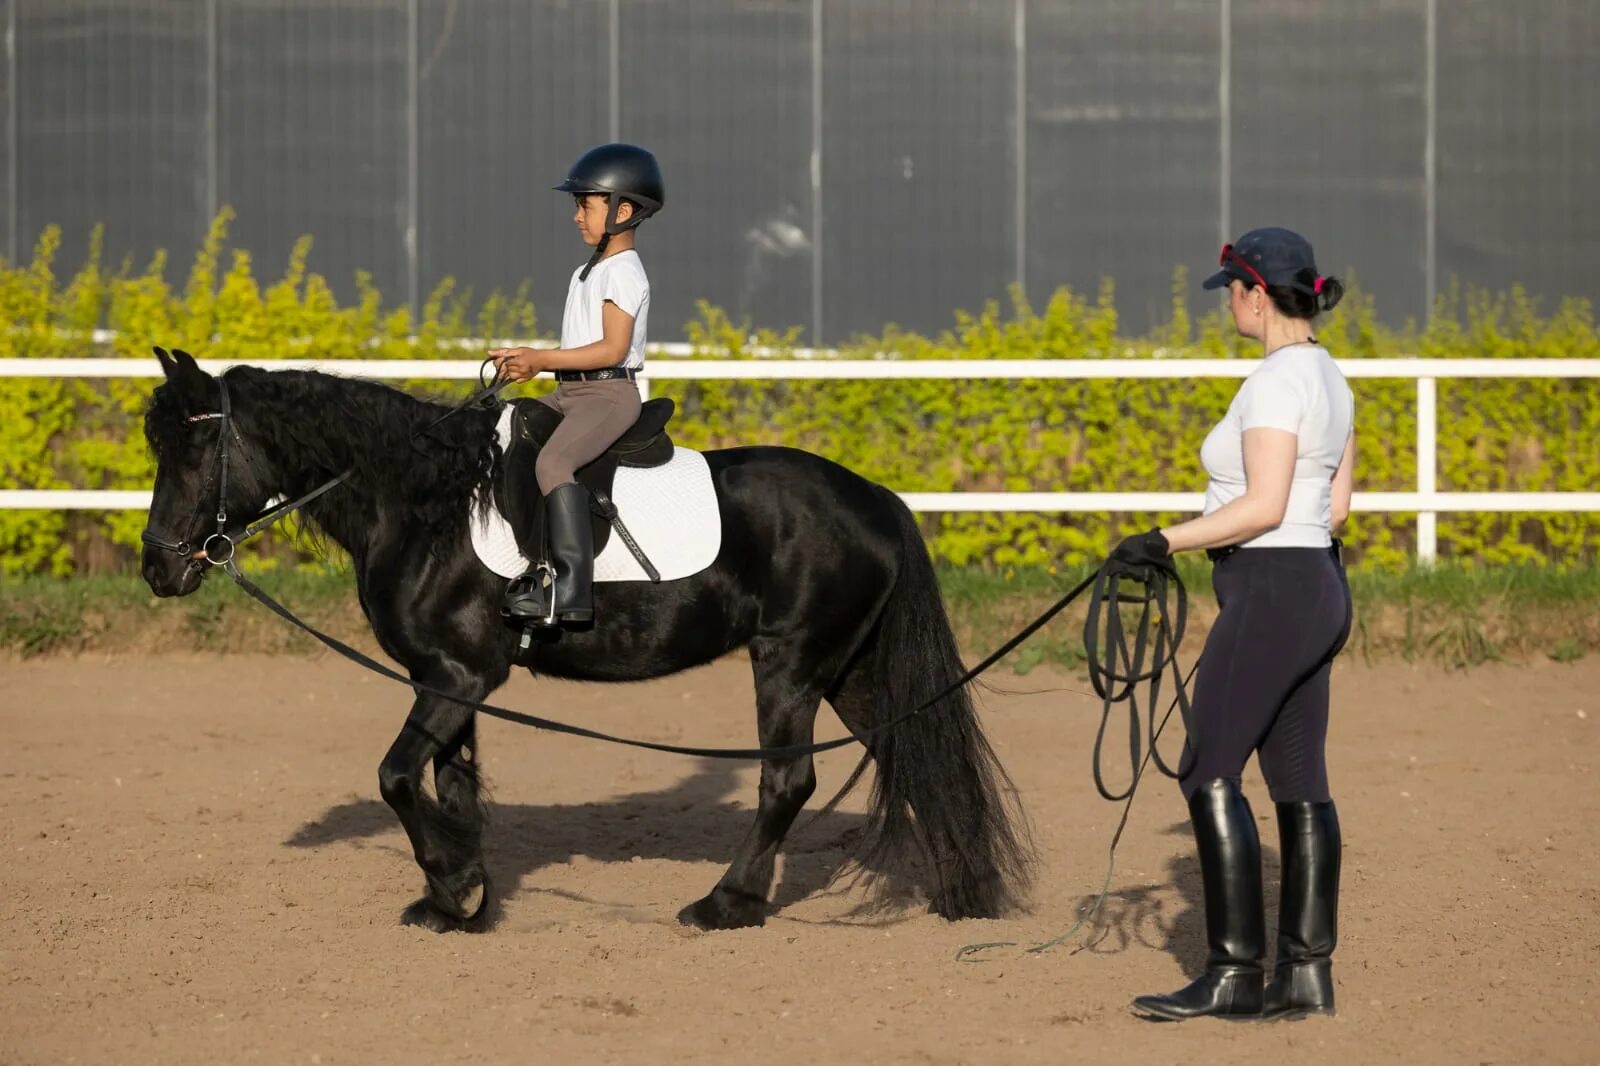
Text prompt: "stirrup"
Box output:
[[503, 561, 559, 630], [534, 560, 558, 628]]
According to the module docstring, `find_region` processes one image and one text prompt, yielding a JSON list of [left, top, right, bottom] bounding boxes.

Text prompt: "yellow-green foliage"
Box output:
[[2, 216, 1596, 574]]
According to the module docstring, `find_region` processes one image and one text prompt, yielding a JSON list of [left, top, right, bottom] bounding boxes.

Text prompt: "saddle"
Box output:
[[495, 396, 676, 566]]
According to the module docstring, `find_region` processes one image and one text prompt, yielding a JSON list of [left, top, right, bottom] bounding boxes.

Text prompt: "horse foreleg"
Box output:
[[378, 688, 489, 933], [678, 654, 821, 930], [432, 717, 489, 921]]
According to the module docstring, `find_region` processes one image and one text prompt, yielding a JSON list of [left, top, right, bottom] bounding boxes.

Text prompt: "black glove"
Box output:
[[1106, 528, 1174, 579]]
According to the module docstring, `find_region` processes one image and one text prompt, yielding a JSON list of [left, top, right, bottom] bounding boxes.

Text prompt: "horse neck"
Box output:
[[238, 371, 452, 564]]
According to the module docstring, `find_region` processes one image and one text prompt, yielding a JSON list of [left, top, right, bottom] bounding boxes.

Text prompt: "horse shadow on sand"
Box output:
[[1063, 820, 1283, 978], [284, 757, 926, 928]]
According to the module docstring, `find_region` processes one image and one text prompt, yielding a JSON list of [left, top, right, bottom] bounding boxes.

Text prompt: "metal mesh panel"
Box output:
[[217, 0, 408, 302], [1026, 0, 1222, 334], [9, 0, 1600, 337], [15, 0, 207, 274], [619, 0, 814, 342], [1436, 1, 1600, 308], [1230, 0, 1429, 323], [821, 0, 1015, 343], [1, 2, 12, 264], [416, 0, 607, 334]]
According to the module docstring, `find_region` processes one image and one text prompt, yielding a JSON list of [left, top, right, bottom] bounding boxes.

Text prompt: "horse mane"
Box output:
[[146, 366, 502, 556]]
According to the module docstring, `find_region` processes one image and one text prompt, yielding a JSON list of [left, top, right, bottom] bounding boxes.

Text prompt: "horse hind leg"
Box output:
[[677, 639, 822, 931]]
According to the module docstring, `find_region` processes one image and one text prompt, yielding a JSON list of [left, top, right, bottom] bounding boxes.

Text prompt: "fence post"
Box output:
[[1416, 374, 1438, 563]]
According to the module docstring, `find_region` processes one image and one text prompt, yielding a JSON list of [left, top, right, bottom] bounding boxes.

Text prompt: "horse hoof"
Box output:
[[400, 896, 463, 933], [676, 889, 768, 931], [408, 867, 492, 933]]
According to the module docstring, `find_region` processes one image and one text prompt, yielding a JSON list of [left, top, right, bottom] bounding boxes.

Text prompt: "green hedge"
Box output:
[[3, 214, 1597, 575]]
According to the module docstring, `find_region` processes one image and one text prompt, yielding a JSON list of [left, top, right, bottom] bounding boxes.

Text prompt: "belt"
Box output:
[[554, 367, 638, 382], [1207, 540, 1344, 564]]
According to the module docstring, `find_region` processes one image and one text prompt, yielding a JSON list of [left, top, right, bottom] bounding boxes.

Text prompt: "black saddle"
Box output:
[[495, 396, 676, 562]]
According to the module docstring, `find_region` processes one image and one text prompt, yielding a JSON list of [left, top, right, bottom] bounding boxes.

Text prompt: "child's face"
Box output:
[[572, 194, 632, 247], [573, 194, 608, 246]]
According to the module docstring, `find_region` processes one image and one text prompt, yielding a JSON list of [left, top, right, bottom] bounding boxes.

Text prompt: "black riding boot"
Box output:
[[544, 482, 594, 624], [1132, 779, 1266, 1022], [1264, 800, 1340, 1019], [502, 482, 594, 627]]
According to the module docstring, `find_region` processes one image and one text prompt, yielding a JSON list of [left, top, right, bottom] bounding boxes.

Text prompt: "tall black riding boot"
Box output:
[[1264, 800, 1340, 1018], [544, 482, 594, 625], [1131, 779, 1266, 1022]]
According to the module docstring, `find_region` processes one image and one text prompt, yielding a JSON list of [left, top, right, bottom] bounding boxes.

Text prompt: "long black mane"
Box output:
[[147, 367, 502, 554]]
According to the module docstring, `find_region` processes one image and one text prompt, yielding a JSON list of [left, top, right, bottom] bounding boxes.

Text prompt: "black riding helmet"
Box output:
[[556, 143, 663, 229], [556, 143, 663, 279]]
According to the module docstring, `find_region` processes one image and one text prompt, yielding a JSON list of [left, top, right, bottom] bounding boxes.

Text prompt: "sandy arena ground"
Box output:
[[3, 652, 1597, 1065]]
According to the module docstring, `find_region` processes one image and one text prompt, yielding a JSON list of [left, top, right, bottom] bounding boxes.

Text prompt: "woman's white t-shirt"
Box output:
[[1200, 343, 1354, 548], [559, 249, 649, 370]]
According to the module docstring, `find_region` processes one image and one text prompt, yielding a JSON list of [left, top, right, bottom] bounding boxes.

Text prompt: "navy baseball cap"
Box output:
[[1203, 227, 1324, 295]]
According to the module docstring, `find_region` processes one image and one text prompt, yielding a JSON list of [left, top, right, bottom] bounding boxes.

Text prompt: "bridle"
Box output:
[[139, 375, 351, 575], [139, 366, 506, 576]]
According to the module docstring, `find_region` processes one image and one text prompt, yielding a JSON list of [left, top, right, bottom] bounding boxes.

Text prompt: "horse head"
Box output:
[[139, 347, 272, 597]]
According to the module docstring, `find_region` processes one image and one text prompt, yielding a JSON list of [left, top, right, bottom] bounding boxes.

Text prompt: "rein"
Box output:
[[143, 362, 1192, 763], [223, 558, 1192, 776], [143, 360, 1194, 763], [224, 563, 1137, 760]]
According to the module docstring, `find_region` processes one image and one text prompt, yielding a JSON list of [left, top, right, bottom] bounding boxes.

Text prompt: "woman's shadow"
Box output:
[[1068, 820, 1282, 977], [283, 757, 914, 925]]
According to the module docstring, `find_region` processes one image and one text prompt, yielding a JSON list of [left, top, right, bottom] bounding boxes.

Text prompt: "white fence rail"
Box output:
[[4, 356, 1599, 563]]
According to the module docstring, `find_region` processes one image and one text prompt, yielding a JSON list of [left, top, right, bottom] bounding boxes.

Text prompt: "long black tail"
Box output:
[[856, 498, 1035, 919]]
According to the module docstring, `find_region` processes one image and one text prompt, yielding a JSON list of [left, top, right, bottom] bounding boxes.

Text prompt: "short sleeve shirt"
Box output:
[[1199, 344, 1354, 548], [559, 249, 649, 370]]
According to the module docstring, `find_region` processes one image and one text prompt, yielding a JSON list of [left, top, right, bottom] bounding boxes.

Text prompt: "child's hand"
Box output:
[[488, 347, 546, 382]]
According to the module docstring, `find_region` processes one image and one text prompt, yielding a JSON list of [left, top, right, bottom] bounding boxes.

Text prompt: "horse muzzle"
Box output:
[[140, 542, 208, 597]]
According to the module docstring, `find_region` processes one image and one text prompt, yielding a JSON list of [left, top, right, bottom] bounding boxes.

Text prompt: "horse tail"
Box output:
[[856, 496, 1035, 919]]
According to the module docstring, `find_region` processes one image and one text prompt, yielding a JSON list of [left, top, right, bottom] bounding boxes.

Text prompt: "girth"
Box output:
[[495, 396, 676, 561]]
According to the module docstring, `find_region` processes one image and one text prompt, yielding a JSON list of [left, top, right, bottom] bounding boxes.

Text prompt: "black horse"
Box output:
[[139, 349, 1032, 932]]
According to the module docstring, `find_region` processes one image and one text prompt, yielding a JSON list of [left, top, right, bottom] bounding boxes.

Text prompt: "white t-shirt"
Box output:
[[559, 249, 649, 370], [1200, 343, 1354, 548]]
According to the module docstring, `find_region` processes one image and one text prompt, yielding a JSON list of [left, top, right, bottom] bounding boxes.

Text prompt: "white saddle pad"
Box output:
[[469, 405, 721, 583]]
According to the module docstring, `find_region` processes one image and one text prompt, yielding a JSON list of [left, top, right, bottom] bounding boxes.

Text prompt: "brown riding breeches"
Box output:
[[532, 378, 643, 495]]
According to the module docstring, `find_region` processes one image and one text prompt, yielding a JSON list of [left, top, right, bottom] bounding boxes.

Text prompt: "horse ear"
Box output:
[[154, 346, 176, 379], [167, 348, 215, 406]]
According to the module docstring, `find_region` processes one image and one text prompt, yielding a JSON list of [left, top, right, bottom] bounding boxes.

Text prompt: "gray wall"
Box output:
[[6, 0, 1598, 343]]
